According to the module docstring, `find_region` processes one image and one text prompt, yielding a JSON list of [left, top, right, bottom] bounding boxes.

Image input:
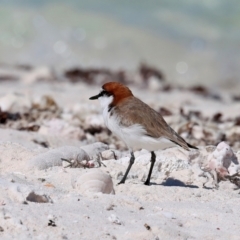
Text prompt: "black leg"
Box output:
[[118, 152, 135, 185], [144, 151, 156, 186]]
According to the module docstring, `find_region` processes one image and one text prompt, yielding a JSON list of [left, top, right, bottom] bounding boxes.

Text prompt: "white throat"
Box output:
[[98, 95, 113, 111], [98, 95, 113, 129]]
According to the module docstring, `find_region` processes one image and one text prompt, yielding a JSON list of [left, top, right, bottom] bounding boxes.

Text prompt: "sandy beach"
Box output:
[[0, 68, 239, 240]]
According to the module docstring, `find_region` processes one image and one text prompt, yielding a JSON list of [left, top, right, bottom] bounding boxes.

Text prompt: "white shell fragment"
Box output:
[[195, 142, 240, 187], [72, 169, 115, 195], [206, 141, 239, 177]]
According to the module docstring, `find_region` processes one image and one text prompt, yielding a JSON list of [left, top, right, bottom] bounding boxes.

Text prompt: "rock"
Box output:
[[28, 146, 89, 170]]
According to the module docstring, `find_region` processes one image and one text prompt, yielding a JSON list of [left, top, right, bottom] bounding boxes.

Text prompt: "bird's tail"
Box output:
[[187, 142, 198, 150]]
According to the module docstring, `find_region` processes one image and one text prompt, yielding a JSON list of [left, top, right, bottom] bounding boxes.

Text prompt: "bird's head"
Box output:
[[89, 82, 133, 109]]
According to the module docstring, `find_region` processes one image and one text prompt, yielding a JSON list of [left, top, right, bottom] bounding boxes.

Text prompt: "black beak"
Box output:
[[89, 94, 100, 100]]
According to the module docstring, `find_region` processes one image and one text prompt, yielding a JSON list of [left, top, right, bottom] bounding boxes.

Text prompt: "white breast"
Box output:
[[99, 96, 176, 151]]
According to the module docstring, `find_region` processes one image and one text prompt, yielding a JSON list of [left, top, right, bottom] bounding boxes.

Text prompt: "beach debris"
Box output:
[[62, 152, 107, 168], [47, 215, 57, 227], [44, 183, 55, 188], [72, 169, 115, 195], [19, 124, 40, 132], [32, 95, 58, 111], [28, 143, 108, 170], [0, 109, 21, 124], [158, 107, 172, 116], [188, 85, 221, 100], [32, 139, 49, 148], [212, 112, 222, 123], [80, 142, 109, 158], [48, 220, 57, 227], [64, 67, 112, 84], [64, 63, 164, 86], [106, 204, 115, 211], [28, 146, 90, 170], [108, 214, 122, 225], [61, 153, 92, 169], [0, 93, 32, 113], [200, 142, 240, 188], [26, 191, 53, 203], [0, 93, 63, 132], [139, 63, 164, 82], [144, 223, 151, 231], [225, 173, 240, 188]]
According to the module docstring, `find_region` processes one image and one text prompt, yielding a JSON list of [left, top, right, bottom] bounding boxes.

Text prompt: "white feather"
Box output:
[[98, 95, 113, 111], [99, 95, 176, 151], [109, 114, 175, 151]]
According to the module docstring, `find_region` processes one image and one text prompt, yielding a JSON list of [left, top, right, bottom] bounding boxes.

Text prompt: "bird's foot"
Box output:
[[117, 180, 125, 185], [144, 180, 150, 186], [117, 177, 126, 185]]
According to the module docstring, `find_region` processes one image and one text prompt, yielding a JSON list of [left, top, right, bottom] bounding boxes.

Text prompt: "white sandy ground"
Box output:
[[0, 81, 240, 239]]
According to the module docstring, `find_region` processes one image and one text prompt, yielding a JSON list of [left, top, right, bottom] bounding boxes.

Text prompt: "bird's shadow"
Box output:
[[151, 177, 199, 188]]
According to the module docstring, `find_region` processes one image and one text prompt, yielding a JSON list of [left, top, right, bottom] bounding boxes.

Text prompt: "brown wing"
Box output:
[[114, 97, 197, 151]]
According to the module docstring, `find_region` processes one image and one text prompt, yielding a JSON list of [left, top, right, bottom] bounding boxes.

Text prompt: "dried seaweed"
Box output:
[[64, 63, 164, 86], [65, 67, 112, 84], [232, 95, 240, 101], [188, 85, 221, 100], [212, 112, 222, 123], [19, 125, 40, 132], [234, 116, 240, 126], [139, 63, 164, 81], [159, 107, 172, 116], [0, 109, 21, 124]]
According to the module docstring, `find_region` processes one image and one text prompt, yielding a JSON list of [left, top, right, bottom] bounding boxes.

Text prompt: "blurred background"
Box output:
[[0, 0, 239, 88]]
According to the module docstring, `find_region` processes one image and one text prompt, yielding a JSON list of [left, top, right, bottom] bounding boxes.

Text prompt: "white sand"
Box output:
[[0, 81, 239, 240]]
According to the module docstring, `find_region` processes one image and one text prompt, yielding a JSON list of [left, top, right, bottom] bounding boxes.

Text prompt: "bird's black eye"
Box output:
[[99, 90, 111, 97]]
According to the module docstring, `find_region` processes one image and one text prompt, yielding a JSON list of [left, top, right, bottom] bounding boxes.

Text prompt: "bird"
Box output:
[[89, 82, 198, 185]]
